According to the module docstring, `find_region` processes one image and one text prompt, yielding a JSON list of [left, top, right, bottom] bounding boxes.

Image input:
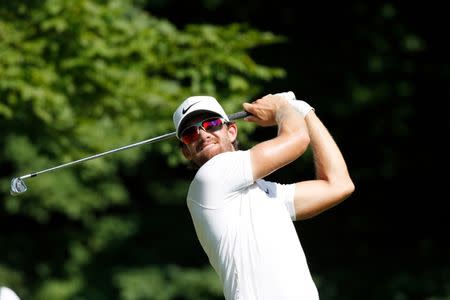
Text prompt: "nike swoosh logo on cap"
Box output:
[[182, 101, 201, 114]]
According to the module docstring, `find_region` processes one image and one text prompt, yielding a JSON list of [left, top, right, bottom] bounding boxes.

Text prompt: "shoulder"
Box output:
[[196, 150, 250, 179], [188, 150, 253, 195], [208, 150, 250, 165]]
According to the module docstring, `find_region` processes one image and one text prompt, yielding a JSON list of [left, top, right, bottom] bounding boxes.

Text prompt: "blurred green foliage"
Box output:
[[1, 1, 449, 299], [0, 0, 285, 298]]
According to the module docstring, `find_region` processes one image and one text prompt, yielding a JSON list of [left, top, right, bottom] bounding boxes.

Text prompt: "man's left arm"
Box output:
[[290, 102, 355, 220]]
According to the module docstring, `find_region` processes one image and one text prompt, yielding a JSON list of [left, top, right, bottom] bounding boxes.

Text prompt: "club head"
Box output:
[[10, 177, 27, 196], [0, 287, 20, 300]]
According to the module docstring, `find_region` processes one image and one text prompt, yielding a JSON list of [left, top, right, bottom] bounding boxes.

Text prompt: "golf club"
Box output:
[[10, 111, 252, 196], [10, 92, 295, 196]]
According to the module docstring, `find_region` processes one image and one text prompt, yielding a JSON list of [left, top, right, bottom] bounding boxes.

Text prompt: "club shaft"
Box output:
[[20, 132, 176, 179], [18, 111, 250, 180]]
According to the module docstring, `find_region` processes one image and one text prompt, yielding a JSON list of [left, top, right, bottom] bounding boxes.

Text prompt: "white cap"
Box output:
[[173, 96, 229, 138], [0, 287, 20, 300]]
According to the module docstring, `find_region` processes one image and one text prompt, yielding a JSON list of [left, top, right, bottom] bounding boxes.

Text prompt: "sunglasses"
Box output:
[[180, 117, 227, 144]]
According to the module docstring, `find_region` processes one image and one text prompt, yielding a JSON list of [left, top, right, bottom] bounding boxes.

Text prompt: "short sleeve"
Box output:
[[280, 183, 296, 221], [187, 150, 254, 209], [256, 180, 296, 221]]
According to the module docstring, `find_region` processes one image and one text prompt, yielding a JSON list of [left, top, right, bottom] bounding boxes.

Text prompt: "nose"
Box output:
[[197, 127, 210, 139]]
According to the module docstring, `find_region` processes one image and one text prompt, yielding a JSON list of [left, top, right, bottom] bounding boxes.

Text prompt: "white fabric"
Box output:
[[173, 96, 229, 138], [186, 150, 319, 300], [274, 91, 296, 101], [288, 99, 314, 117], [0, 287, 20, 300]]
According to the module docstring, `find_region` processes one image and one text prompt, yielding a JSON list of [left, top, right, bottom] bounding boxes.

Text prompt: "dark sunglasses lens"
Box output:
[[181, 126, 198, 144], [180, 118, 225, 144], [202, 118, 223, 131]]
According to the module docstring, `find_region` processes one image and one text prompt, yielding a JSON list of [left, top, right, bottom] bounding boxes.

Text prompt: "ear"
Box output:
[[227, 122, 238, 143], [181, 144, 193, 160]]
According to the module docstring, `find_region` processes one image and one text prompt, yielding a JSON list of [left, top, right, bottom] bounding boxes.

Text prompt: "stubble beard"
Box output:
[[193, 137, 235, 167]]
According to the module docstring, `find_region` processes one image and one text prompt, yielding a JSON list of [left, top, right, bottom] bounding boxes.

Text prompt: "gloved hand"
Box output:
[[274, 91, 314, 118], [288, 99, 314, 117], [274, 91, 296, 101]]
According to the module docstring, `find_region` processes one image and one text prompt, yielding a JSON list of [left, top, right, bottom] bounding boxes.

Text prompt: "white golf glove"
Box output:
[[288, 99, 314, 117], [274, 91, 314, 118]]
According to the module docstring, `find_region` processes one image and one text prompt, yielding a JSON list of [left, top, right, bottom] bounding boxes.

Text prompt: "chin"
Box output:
[[195, 145, 223, 165]]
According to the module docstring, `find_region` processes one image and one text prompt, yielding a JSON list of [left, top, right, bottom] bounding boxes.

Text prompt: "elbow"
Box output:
[[338, 177, 355, 201], [327, 173, 355, 203], [294, 130, 310, 156], [345, 180, 355, 199], [301, 131, 311, 150]]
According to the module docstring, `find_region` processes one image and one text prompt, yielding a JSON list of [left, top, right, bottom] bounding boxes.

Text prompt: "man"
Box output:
[[172, 92, 355, 299]]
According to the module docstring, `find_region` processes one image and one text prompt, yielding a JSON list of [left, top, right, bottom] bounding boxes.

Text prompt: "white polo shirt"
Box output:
[[186, 150, 319, 300]]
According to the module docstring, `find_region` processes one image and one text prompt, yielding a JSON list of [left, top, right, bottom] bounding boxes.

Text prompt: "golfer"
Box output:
[[173, 93, 355, 299]]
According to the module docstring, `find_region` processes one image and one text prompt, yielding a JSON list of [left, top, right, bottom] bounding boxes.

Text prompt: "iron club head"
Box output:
[[10, 177, 27, 196]]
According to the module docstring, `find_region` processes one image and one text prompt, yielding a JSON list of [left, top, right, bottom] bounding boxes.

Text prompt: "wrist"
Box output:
[[289, 99, 314, 118], [275, 101, 293, 124], [274, 91, 296, 101]]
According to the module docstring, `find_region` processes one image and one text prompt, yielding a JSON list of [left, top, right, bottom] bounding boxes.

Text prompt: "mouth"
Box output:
[[197, 142, 216, 152]]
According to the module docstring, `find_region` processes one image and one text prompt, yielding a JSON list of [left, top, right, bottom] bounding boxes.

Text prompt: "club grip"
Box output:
[[228, 110, 251, 120]]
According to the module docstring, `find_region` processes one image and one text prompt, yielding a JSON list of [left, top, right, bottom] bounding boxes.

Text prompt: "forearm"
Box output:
[[306, 111, 352, 185], [245, 96, 310, 180], [276, 103, 309, 139]]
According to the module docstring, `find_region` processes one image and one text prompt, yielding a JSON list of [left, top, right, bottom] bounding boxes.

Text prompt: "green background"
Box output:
[[1, 1, 448, 299]]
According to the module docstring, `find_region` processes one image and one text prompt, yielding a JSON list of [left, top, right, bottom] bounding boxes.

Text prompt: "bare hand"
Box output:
[[243, 94, 290, 126]]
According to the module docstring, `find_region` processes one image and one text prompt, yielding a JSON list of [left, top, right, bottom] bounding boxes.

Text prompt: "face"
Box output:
[[180, 114, 237, 167]]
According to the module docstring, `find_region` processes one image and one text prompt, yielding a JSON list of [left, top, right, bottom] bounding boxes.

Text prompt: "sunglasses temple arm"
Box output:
[[227, 110, 251, 121]]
